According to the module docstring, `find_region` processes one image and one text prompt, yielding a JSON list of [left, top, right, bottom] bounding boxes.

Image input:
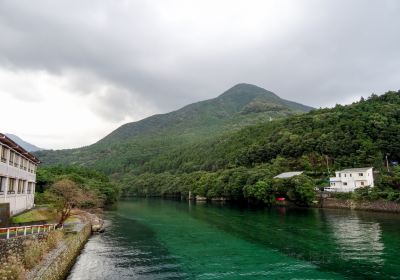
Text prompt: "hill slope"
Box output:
[[5, 134, 43, 152], [99, 83, 312, 144], [36, 83, 312, 173], [119, 91, 400, 199]]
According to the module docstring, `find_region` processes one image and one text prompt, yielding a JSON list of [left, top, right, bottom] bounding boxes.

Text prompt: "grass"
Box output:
[[11, 208, 58, 224]]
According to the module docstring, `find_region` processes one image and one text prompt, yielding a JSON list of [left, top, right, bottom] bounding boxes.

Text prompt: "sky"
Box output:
[[0, 0, 399, 149]]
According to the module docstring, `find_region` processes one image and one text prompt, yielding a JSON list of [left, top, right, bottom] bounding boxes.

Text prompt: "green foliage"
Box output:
[[36, 89, 400, 205], [244, 180, 277, 205], [37, 165, 120, 204], [35, 84, 310, 174]]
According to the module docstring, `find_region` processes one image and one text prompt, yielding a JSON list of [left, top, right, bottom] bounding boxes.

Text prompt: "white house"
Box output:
[[0, 133, 39, 217], [328, 167, 374, 192]]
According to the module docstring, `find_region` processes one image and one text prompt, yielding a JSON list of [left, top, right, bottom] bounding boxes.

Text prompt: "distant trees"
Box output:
[[38, 91, 400, 205]]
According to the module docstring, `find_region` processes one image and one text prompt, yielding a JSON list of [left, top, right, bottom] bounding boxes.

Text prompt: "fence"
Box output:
[[0, 223, 59, 239]]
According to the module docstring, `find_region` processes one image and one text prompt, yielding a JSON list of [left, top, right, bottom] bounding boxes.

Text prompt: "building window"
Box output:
[[344, 174, 346, 177], [359, 173, 364, 176], [0, 177, 5, 193], [9, 151, 14, 166], [1, 146, 7, 163], [17, 180, 24, 194], [361, 182, 365, 186], [343, 182, 348, 186], [8, 178, 15, 194], [27, 182, 32, 194], [350, 174, 352, 177], [339, 173, 341, 177], [14, 154, 19, 167]]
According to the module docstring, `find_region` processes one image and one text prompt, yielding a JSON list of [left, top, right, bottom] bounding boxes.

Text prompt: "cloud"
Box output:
[[0, 0, 399, 147]]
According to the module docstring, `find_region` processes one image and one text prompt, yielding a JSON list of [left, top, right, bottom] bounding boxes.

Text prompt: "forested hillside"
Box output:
[[36, 88, 400, 205], [119, 91, 400, 203], [35, 83, 311, 173]]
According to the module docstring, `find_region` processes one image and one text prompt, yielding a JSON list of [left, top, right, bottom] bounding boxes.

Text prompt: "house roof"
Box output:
[[337, 167, 373, 173], [274, 171, 303, 179], [0, 133, 40, 164]]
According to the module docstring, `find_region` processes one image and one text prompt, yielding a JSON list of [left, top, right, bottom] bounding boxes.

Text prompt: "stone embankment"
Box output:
[[27, 211, 104, 280], [28, 223, 92, 280], [320, 198, 400, 213]]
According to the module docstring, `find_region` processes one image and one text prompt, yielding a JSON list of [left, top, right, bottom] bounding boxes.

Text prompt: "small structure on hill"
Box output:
[[328, 167, 374, 192], [274, 171, 303, 179]]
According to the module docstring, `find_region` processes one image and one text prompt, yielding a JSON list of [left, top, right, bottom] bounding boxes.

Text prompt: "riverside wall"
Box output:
[[29, 223, 92, 280], [320, 198, 400, 213]]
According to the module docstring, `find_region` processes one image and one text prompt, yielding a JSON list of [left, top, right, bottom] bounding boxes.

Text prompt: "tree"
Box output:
[[45, 179, 100, 227], [287, 175, 316, 206]]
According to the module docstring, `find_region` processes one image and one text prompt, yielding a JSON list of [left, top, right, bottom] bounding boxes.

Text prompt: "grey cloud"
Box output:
[[0, 0, 399, 121]]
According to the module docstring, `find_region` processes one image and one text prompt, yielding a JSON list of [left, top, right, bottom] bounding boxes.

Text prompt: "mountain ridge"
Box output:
[[35, 83, 312, 174], [5, 134, 43, 152], [98, 83, 312, 144]]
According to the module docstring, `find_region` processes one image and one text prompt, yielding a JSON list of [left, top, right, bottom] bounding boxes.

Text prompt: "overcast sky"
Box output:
[[0, 0, 399, 149]]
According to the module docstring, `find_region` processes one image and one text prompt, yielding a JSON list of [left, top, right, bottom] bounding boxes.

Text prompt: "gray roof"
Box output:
[[337, 167, 373, 173], [274, 171, 303, 179]]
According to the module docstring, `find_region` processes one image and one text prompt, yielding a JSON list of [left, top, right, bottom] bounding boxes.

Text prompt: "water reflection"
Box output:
[[68, 199, 400, 280], [325, 210, 384, 265]]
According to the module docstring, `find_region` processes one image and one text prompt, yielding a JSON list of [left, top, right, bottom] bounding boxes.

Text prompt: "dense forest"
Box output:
[[36, 166, 120, 205], [119, 91, 400, 204], [35, 84, 311, 174], [36, 88, 400, 205]]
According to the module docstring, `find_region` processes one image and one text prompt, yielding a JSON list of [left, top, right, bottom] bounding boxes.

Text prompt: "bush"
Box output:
[[22, 239, 48, 269], [0, 255, 26, 280], [46, 230, 64, 249], [331, 192, 353, 200]]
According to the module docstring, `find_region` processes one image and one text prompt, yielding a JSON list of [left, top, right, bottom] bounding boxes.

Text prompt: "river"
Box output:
[[67, 198, 400, 279]]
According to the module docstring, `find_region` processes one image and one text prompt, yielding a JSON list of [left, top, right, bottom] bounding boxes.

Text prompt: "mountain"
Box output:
[[5, 134, 43, 152], [35, 83, 312, 173], [118, 91, 400, 198], [99, 83, 312, 144]]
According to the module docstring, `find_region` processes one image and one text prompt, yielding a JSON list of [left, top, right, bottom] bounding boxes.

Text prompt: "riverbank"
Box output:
[[1, 209, 104, 280], [28, 222, 92, 280], [319, 197, 400, 213]]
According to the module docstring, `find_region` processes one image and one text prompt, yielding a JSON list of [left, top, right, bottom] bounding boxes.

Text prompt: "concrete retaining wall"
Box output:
[[29, 223, 92, 280], [321, 198, 400, 213]]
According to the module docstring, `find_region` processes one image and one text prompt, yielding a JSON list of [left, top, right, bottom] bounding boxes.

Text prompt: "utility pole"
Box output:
[[386, 153, 390, 173]]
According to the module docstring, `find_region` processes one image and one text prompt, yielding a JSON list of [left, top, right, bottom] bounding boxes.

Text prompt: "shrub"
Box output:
[[331, 192, 353, 200], [0, 255, 26, 280], [46, 230, 64, 249], [22, 239, 48, 269]]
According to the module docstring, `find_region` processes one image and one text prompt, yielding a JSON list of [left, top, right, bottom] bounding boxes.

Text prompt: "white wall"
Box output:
[[329, 168, 374, 192], [0, 146, 37, 216]]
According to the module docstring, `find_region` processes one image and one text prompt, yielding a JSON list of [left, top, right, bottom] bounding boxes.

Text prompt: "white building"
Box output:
[[0, 133, 39, 216], [328, 167, 374, 192]]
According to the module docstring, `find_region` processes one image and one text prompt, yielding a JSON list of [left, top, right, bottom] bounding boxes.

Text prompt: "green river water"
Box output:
[[67, 199, 400, 279]]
